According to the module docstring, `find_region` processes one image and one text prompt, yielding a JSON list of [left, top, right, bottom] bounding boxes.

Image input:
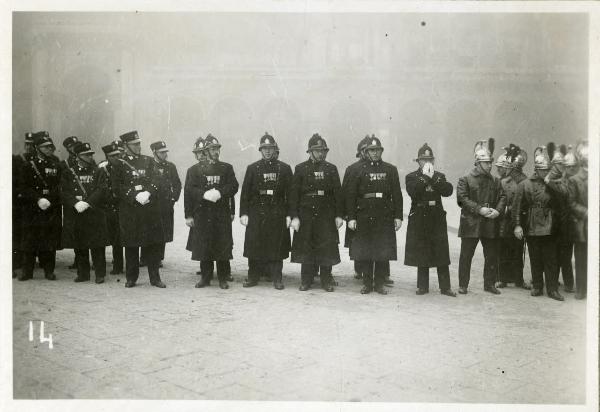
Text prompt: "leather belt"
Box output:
[[363, 192, 384, 199], [259, 189, 274, 195], [304, 190, 326, 196]]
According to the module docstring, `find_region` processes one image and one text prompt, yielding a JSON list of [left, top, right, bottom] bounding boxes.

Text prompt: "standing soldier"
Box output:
[[568, 141, 588, 300], [240, 133, 293, 289], [185, 134, 239, 289], [346, 135, 403, 295], [19, 131, 62, 281], [404, 143, 456, 297], [61, 136, 81, 270], [544, 143, 575, 293], [114, 130, 167, 288], [149, 141, 182, 266], [495, 144, 531, 290], [98, 141, 124, 275], [60, 142, 110, 283], [513, 146, 563, 301], [289, 133, 343, 292], [456, 138, 506, 295]]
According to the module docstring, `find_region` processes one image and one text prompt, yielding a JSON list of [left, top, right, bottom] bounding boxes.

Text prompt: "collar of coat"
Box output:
[[470, 167, 492, 178]]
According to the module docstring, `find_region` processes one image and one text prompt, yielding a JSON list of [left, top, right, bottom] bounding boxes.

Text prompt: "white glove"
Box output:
[[486, 209, 500, 219], [348, 220, 357, 231], [286, 216, 292, 228], [291, 217, 301, 232], [395, 218, 403, 231], [240, 215, 249, 226], [478, 207, 491, 217], [422, 162, 434, 178], [203, 188, 222, 203], [185, 217, 194, 228], [135, 191, 150, 205], [514, 225, 523, 240], [37, 198, 51, 210], [212, 189, 222, 202], [335, 217, 344, 229], [74, 201, 90, 213]]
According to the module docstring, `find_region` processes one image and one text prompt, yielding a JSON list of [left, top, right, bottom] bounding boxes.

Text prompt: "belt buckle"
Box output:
[[42, 189, 49, 195], [428, 200, 436, 206], [266, 189, 273, 195], [75, 195, 83, 201], [375, 193, 383, 198], [134, 185, 143, 191], [483, 203, 489, 208], [317, 190, 325, 196]]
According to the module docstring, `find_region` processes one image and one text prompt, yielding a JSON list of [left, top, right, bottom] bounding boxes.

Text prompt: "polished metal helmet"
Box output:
[[547, 142, 567, 165], [473, 138, 495, 163], [533, 146, 551, 170], [494, 147, 511, 168], [563, 145, 578, 167], [575, 140, 588, 167]]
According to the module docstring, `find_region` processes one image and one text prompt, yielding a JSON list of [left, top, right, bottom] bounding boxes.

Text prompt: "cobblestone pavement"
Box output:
[[11, 196, 587, 403]]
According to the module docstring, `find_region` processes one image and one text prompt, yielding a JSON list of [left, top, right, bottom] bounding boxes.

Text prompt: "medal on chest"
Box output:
[[313, 171, 324, 180], [263, 172, 277, 183], [79, 175, 93, 184], [207, 175, 221, 185], [369, 172, 387, 181], [45, 167, 57, 176]]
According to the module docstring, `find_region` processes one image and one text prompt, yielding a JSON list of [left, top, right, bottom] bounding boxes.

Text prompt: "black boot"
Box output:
[[195, 274, 211, 288]]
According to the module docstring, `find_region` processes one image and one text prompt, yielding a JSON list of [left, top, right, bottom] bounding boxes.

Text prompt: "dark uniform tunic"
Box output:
[[456, 167, 506, 289], [12, 153, 33, 270], [289, 159, 343, 267], [567, 168, 588, 297], [154, 159, 182, 243], [498, 169, 528, 285], [341, 159, 364, 251], [512, 174, 560, 293], [346, 160, 403, 262], [97, 160, 123, 272], [184, 160, 239, 263]]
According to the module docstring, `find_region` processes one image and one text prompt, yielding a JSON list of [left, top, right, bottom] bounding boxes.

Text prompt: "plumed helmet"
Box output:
[[356, 136, 370, 158], [259, 132, 277, 150], [533, 146, 551, 170], [563, 145, 578, 167], [495, 147, 511, 168], [473, 138, 495, 162], [204, 134, 221, 150], [363, 134, 384, 151], [306, 133, 329, 152], [575, 140, 588, 166], [547, 142, 568, 164], [416, 143, 434, 161], [192, 137, 206, 153]]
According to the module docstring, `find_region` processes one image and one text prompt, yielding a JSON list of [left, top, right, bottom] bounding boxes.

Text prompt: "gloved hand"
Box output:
[[185, 217, 194, 227], [486, 208, 500, 219], [478, 207, 491, 217], [203, 188, 221, 203], [286, 216, 292, 228], [240, 215, 249, 226], [422, 162, 434, 178], [37, 198, 51, 210], [394, 218, 403, 231], [348, 220, 357, 231], [291, 217, 300, 232], [514, 225, 523, 240], [74, 201, 90, 213], [335, 217, 344, 229], [135, 191, 150, 205]]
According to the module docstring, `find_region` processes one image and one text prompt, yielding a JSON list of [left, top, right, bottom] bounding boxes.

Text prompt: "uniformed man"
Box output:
[[456, 138, 506, 295], [185, 134, 239, 289], [513, 146, 563, 301], [404, 143, 456, 297], [98, 141, 124, 274], [240, 133, 293, 289], [18, 131, 62, 281], [346, 135, 403, 295], [568, 141, 588, 300], [495, 144, 531, 290], [544, 143, 576, 293], [12, 132, 36, 278], [60, 136, 81, 270], [149, 141, 182, 266], [60, 142, 110, 283], [288, 134, 343, 292], [113, 130, 167, 288], [341, 136, 370, 280]]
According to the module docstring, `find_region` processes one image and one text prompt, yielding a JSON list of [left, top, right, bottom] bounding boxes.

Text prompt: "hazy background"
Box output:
[[12, 12, 588, 183]]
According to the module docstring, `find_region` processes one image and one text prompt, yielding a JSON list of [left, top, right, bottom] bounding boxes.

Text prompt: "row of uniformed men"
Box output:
[[12, 130, 588, 299]]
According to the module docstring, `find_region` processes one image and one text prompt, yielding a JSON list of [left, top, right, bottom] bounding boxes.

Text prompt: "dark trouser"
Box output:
[[417, 266, 451, 290], [75, 247, 106, 280], [141, 243, 166, 263], [574, 242, 587, 296], [458, 237, 498, 288], [527, 236, 559, 293], [125, 244, 162, 284], [248, 260, 282, 283], [557, 241, 574, 288], [498, 237, 525, 284], [201, 260, 230, 282], [112, 245, 124, 272], [360, 261, 387, 288], [13, 250, 23, 270], [22, 250, 56, 278], [301, 264, 332, 286], [353, 260, 361, 275]]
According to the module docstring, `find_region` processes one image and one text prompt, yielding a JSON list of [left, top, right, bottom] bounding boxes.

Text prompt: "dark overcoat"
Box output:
[[567, 169, 588, 243], [19, 154, 62, 251], [184, 160, 239, 261], [404, 168, 452, 268], [96, 161, 121, 247], [456, 168, 506, 238], [341, 159, 364, 251], [512, 175, 560, 237], [154, 160, 182, 243], [60, 161, 109, 249], [499, 170, 527, 238], [239, 158, 292, 260], [346, 160, 403, 261], [113, 154, 165, 247]]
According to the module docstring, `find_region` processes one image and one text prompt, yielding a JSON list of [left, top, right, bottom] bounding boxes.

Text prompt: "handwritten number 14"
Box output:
[[28, 321, 53, 349]]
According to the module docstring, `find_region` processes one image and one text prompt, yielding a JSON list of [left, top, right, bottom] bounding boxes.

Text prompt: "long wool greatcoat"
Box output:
[[113, 153, 165, 247], [346, 159, 403, 261], [60, 161, 110, 249], [289, 159, 343, 266], [239, 158, 293, 261], [154, 159, 182, 243], [341, 159, 365, 252], [404, 168, 452, 268], [184, 160, 239, 261]]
